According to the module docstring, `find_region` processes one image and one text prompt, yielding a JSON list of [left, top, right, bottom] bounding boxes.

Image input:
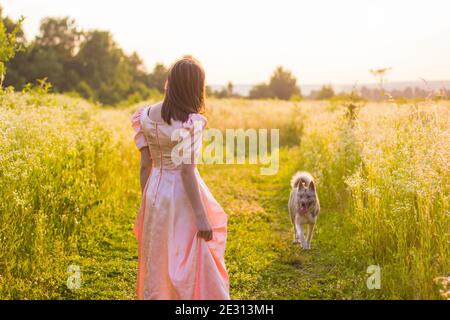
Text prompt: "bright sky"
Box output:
[[3, 0, 450, 85]]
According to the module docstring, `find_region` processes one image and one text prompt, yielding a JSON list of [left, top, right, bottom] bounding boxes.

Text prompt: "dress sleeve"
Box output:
[[131, 107, 149, 150], [172, 113, 207, 165]]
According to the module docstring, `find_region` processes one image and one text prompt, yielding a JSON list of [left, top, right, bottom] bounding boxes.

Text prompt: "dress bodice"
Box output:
[[132, 106, 207, 170]]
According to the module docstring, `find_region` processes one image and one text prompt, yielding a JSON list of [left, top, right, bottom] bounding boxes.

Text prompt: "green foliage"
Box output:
[[208, 82, 240, 99], [21, 78, 54, 105], [316, 84, 335, 100], [345, 103, 449, 298], [147, 63, 169, 93], [0, 14, 23, 86], [289, 94, 303, 102], [249, 83, 272, 99], [269, 66, 301, 100], [203, 150, 366, 299], [0, 93, 138, 298], [296, 100, 448, 299], [3, 15, 168, 105], [0, 92, 447, 299], [339, 87, 367, 126], [250, 66, 301, 100]]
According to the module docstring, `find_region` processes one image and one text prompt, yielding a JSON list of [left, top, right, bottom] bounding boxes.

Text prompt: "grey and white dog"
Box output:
[[288, 172, 320, 250]]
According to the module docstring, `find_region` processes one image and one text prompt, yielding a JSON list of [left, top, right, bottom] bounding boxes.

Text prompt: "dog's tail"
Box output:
[[291, 171, 314, 189]]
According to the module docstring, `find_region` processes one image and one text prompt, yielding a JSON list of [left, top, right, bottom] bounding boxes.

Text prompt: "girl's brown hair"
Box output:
[[161, 57, 206, 124]]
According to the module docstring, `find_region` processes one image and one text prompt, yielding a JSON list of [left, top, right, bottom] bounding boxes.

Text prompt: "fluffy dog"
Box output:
[[288, 172, 320, 250]]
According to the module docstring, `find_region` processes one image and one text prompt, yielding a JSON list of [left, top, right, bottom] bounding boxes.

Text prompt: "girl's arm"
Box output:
[[140, 148, 152, 194], [181, 163, 213, 241]]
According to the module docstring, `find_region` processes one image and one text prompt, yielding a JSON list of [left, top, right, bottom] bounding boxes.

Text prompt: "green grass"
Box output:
[[18, 147, 375, 300], [1, 93, 448, 299], [202, 147, 377, 300], [26, 147, 374, 300]]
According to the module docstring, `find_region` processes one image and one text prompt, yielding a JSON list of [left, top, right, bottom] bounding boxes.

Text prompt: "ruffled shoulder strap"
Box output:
[[182, 113, 208, 130], [131, 107, 149, 150]]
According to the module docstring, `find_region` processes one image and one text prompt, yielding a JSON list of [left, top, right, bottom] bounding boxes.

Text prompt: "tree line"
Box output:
[[7, 8, 438, 104], [308, 84, 449, 101], [2, 10, 168, 105], [210, 67, 302, 100], [2, 8, 305, 104]]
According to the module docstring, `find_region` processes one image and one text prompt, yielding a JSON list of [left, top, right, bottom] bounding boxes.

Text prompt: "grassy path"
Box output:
[[205, 147, 368, 299], [64, 147, 369, 300]]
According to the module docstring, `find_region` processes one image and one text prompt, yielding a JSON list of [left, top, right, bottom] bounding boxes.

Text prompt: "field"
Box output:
[[0, 90, 448, 299]]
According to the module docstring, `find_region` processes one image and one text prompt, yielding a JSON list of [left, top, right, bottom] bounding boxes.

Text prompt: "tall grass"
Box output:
[[0, 91, 138, 298], [135, 98, 306, 147], [0, 95, 301, 298], [296, 101, 449, 299], [1, 93, 448, 299], [345, 102, 449, 299]]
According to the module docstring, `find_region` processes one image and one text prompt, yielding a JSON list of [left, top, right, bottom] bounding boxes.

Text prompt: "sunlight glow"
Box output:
[[3, 0, 450, 85]]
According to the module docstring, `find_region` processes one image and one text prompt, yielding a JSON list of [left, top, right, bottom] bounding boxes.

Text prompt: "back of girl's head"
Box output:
[[162, 57, 206, 124]]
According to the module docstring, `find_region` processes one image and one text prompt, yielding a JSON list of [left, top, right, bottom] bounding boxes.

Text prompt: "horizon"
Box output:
[[211, 78, 450, 87], [3, 0, 450, 85], [212, 79, 450, 96]]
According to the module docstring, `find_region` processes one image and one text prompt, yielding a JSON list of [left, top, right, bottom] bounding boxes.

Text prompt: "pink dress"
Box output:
[[131, 106, 230, 300]]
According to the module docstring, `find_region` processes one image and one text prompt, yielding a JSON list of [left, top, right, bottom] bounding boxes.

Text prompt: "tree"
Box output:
[[268, 66, 300, 100], [2, 13, 177, 105], [35, 17, 82, 91], [148, 63, 168, 93], [209, 81, 238, 99], [1, 7, 27, 88], [0, 13, 23, 87], [249, 66, 301, 100], [249, 83, 272, 99], [316, 85, 335, 100], [36, 17, 82, 57], [205, 85, 213, 97], [1, 7, 25, 44], [227, 81, 233, 97], [75, 30, 133, 104], [6, 17, 83, 91]]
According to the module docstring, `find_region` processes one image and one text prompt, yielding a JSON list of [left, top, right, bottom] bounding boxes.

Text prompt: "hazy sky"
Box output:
[[3, 0, 450, 85]]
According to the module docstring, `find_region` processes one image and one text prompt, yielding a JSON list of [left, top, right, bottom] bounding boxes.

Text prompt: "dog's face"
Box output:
[[297, 181, 316, 214]]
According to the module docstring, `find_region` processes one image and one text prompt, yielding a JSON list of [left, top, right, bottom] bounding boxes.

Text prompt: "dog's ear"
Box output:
[[309, 181, 316, 192]]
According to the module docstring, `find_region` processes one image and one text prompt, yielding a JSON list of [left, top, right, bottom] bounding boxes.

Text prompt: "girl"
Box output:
[[131, 57, 229, 300]]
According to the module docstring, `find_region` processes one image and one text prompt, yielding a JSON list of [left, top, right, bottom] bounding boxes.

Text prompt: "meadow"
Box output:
[[0, 89, 448, 299]]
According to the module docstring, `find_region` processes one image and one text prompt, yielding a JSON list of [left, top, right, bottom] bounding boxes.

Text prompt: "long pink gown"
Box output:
[[131, 106, 230, 300]]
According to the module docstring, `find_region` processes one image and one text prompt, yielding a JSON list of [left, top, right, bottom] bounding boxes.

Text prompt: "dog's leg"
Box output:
[[299, 225, 308, 249], [305, 224, 315, 250], [295, 215, 307, 248], [293, 220, 300, 244]]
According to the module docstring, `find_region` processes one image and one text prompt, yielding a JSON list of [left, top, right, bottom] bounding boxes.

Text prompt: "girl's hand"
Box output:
[[180, 164, 213, 241], [196, 217, 213, 242]]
